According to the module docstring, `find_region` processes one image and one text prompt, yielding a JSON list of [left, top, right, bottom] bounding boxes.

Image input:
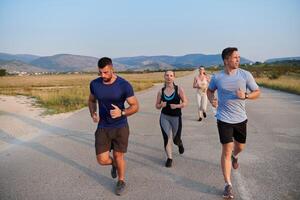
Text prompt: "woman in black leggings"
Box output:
[[155, 70, 188, 167]]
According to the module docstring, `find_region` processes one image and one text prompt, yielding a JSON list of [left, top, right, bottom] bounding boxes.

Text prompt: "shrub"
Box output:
[[268, 72, 281, 80], [0, 69, 6, 76]]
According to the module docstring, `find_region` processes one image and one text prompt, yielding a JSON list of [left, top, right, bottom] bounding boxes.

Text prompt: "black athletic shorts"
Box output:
[[217, 119, 247, 144], [95, 125, 130, 155]]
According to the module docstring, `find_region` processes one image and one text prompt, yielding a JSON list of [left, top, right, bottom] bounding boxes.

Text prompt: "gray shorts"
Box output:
[[95, 125, 130, 155]]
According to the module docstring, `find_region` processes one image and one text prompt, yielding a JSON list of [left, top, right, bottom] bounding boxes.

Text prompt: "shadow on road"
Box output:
[[1, 111, 223, 197]]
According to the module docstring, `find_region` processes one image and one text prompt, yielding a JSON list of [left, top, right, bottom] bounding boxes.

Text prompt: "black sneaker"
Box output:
[[165, 158, 172, 168], [223, 184, 234, 199], [178, 144, 184, 154], [111, 165, 117, 179], [198, 117, 202, 121], [115, 180, 126, 196], [231, 153, 239, 170], [203, 112, 207, 118]]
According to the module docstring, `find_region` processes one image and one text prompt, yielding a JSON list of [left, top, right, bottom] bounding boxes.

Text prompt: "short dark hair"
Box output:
[[221, 47, 238, 60], [98, 57, 112, 68]]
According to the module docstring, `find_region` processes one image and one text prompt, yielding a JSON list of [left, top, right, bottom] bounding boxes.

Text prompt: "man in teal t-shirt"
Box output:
[[207, 47, 260, 199]]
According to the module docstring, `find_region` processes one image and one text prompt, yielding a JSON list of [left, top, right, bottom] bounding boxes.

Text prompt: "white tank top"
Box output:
[[195, 76, 208, 93]]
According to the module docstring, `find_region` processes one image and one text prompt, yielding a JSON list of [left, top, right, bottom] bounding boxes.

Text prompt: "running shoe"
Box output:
[[178, 144, 184, 154], [203, 112, 207, 118], [223, 184, 234, 199], [111, 165, 117, 179], [165, 158, 173, 168], [231, 153, 239, 170], [115, 180, 126, 196]]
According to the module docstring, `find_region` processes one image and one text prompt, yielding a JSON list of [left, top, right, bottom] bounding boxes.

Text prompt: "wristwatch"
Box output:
[[245, 93, 249, 99], [121, 109, 126, 116]]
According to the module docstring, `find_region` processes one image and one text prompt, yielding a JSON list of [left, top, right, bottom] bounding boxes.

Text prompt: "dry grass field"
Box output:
[[256, 75, 300, 95], [207, 61, 300, 96], [0, 71, 192, 114]]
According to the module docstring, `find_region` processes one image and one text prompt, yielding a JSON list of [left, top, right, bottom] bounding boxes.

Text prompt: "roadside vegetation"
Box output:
[[1, 60, 299, 114], [0, 70, 192, 114], [206, 60, 300, 95]]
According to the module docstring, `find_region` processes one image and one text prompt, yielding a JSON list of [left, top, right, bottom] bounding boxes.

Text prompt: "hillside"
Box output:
[[30, 54, 99, 72], [115, 54, 252, 68], [1, 52, 252, 72], [0, 60, 46, 73], [265, 56, 300, 63], [0, 53, 40, 63]]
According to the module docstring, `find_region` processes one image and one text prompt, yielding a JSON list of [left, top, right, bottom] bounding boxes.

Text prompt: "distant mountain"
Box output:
[[30, 54, 98, 72], [0, 60, 46, 72], [115, 54, 252, 68], [0, 52, 252, 72], [30, 54, 128, 72], [0, 53, 40, 63], [129, 60, 174, 71], [265, 56, 300, 63]]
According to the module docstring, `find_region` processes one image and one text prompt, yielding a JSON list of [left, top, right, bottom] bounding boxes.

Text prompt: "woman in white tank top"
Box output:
[[193, 66, 210, 121]]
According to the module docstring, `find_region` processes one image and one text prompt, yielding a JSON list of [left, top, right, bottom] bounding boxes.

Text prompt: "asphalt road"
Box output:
[[1, 72, 299, 200]]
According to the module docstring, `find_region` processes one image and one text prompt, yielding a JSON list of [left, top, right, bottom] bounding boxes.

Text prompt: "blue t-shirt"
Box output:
[[90, 76, 134, 128], [208, 68, 259, 123]]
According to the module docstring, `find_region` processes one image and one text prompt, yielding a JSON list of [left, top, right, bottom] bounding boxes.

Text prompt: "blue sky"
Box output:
[[0, 0, 299, 61]]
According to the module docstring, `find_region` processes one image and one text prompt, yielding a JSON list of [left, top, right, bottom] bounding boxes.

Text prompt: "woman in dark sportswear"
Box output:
[[155, 70, 188, 167]]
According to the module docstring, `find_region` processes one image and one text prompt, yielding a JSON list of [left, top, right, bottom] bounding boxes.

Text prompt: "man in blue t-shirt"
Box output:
[[207, 47, 260, 199], [88, 57, 139, 196]]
